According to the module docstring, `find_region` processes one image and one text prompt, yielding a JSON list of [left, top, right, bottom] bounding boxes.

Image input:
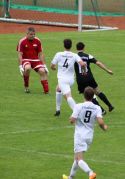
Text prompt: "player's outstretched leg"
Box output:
[[92, 97, 106, 115], [98, 92, 114, 112], [108, 105, 114, 112]]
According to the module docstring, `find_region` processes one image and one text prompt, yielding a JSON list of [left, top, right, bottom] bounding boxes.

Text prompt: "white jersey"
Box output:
[[71, 101, 102, 140], [51, 51, 82, 81]]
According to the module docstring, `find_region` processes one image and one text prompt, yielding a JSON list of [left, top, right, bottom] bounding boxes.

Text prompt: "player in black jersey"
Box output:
[[75, 42, 114, 113]]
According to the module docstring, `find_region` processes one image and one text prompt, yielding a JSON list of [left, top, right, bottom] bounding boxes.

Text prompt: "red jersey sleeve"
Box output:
[[17, 38, 25, 52]]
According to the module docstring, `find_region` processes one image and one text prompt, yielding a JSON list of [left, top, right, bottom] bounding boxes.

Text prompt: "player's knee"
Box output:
[[24, 67, 31, 73], [39, 68, 46, 75], [24, 64, 31, 72]]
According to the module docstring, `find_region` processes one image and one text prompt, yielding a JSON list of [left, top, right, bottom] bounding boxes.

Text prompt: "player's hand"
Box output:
[[44, 64, 49, 74], [104, 124, 108, 131], [19, 65, 24, 76], [70, 118, 75, 124], [82, 72, 87, 76], [69, 117, 76, 124]]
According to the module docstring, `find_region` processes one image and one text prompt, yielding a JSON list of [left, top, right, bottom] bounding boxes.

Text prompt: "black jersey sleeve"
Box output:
[[89, 54, 97, 64]]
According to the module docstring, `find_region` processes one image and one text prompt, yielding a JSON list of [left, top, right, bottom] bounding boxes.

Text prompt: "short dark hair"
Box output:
[[64, 39, 72, 49], [27, 27, 35, 33], [76, 42, 85, 50], [84, 86, 94, 101]]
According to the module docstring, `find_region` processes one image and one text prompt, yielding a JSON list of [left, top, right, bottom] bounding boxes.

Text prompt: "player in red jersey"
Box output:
[[17, 27, 49, 93]]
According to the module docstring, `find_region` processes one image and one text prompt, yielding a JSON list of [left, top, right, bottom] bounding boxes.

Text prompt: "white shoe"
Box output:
[[25, 88, 30, 93]]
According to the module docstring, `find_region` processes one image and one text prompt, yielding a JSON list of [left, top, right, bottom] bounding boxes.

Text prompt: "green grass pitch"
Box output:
[[0, 30, 125, 179]]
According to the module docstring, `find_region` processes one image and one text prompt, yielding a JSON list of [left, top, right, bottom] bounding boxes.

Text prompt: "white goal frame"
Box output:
[[0, 0, 118, 31]]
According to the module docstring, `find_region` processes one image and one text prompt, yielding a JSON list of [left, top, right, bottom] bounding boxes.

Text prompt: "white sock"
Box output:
[[67, 97, 76, 110], [69, 160, 78, 178], [56, 91, 62, 111], [78, 160, 93, 175]]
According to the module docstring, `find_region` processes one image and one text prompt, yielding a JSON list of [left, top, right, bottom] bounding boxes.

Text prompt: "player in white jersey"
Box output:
[[51, 39, 86, 115], [63, 86, 108, 179]]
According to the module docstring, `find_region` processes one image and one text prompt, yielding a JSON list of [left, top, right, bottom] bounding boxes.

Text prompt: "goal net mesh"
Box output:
[[0, 0, 124, 29]]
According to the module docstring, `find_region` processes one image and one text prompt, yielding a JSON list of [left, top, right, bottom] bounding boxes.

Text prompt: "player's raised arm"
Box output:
[[96, 61, 113, 75]]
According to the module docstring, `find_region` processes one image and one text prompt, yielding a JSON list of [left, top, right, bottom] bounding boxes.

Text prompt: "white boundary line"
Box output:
[[0, 125, 73, 135], [0, 146, 124, 165], [0, 123, 124, 135]]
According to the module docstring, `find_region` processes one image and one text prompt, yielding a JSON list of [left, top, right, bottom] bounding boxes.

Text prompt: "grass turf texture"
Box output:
[[0, 30, 125, 179]]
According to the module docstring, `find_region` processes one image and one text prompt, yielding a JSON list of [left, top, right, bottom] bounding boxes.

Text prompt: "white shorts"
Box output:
[[58, 78, 74, 95], [74, 133, 92, 153]]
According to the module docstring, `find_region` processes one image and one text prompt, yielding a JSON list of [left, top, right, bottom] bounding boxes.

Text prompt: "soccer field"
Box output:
[[0, 30, 125, 179]]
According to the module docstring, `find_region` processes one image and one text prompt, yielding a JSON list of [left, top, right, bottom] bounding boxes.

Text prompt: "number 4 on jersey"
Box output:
[[63, 59, 68, 68]]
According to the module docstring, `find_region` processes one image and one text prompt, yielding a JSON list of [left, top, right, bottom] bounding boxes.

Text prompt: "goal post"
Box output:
[[78, 0, 83, 32], [0, 0, 119, 31]]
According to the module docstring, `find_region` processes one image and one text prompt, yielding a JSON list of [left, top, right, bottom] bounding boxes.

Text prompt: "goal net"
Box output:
[[0, 0, 123, 30]]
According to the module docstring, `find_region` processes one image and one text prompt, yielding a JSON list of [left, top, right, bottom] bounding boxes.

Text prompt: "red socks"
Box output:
[[23, 75, 29, 88], [41, 80, 49, 93], [23, 76, 49, 93]]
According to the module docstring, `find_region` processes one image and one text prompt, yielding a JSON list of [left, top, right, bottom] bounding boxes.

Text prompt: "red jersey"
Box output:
[[17, 37, 42, 59]]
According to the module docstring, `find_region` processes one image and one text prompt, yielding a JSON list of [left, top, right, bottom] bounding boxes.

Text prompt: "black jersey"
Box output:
[[75, 51, 98, 93], [75, 51, 97, 79]]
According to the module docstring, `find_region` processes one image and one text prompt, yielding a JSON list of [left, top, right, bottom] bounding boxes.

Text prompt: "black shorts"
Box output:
[[76, 76, 98, 93]]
